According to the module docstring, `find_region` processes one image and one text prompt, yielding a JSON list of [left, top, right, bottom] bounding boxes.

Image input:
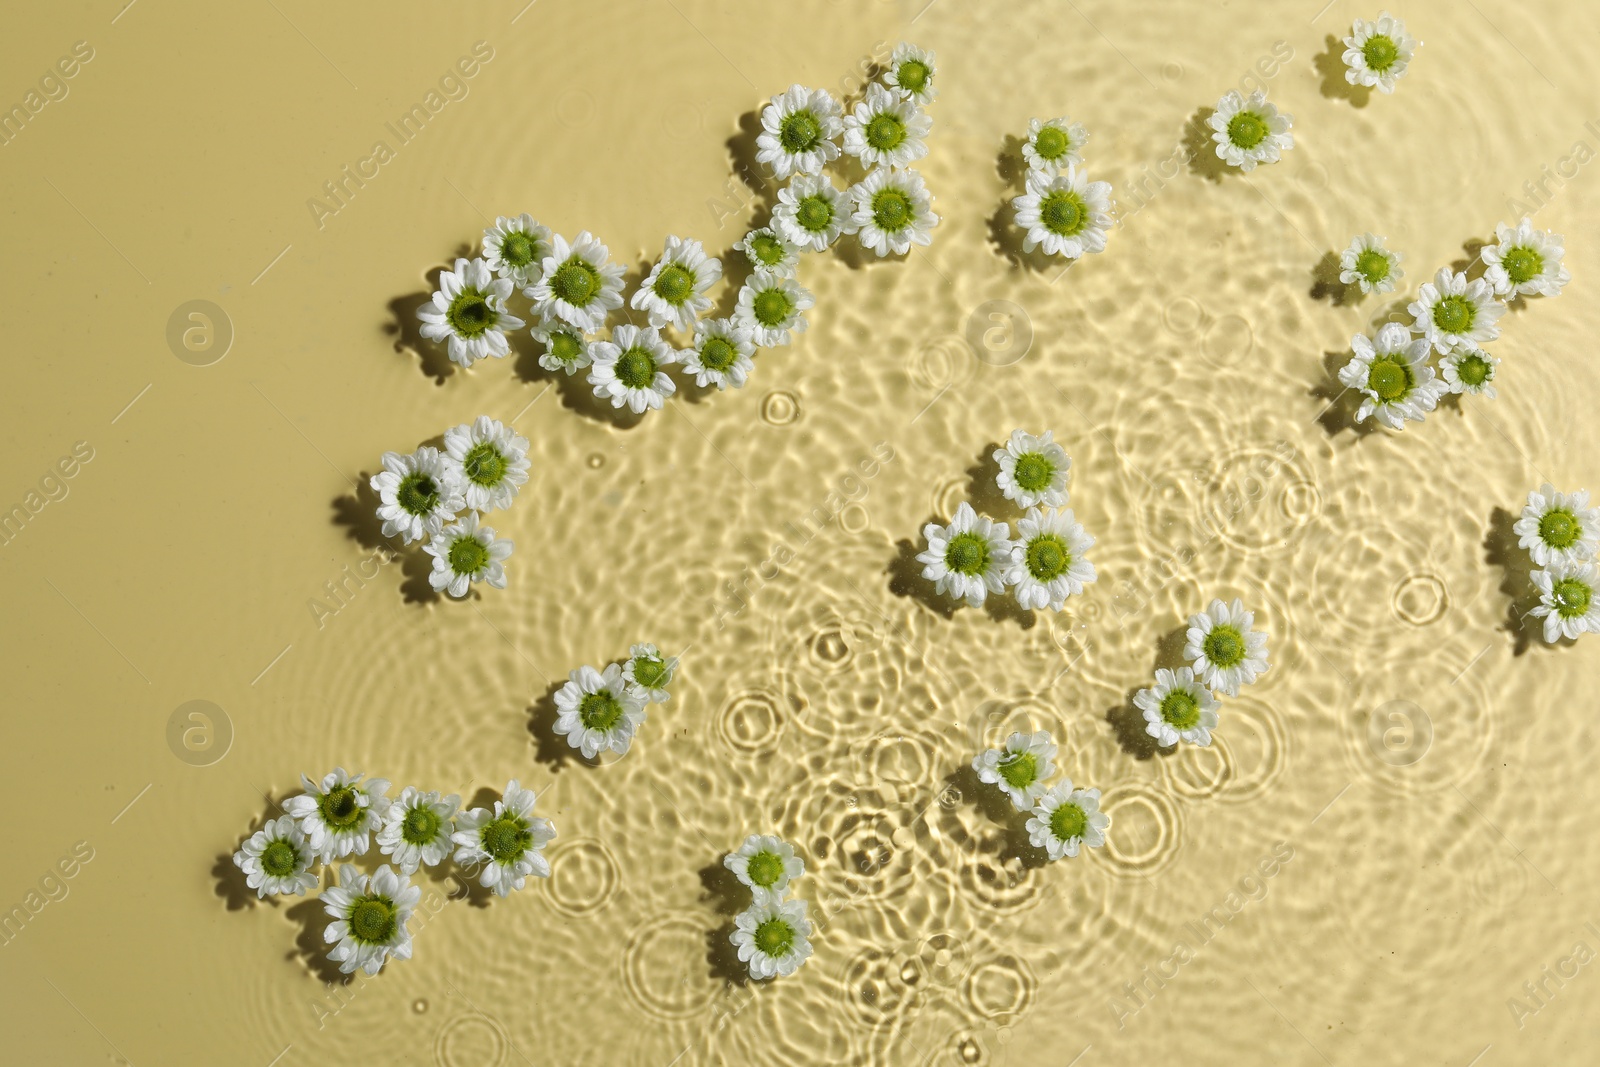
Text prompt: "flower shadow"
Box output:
[[384, 254, 472, 385], [1105, 689, 1168, 761], [1153, 623, 1190, 672], [962, 442, 1012, 518], [706, 920, 751, 987], [887, 533, 958, 621], [698, 856, 748, 917], [1309, 250, 1358, 306], [527, 677, 592, 773], [943, 766, 1049, 871], [984, 199, 1053, 272], [1309, 349, 1379, 439], [726, 109, 779, 221], [1450, 237, 1492, 281], [550, 371, 649, 431], [285, 895, 352, 986], [1485, 505, 1540, 656], [212, 849, 266, 912], [1314, 35, 1371, 107], [995, 133, 1029, 193], [1182, 108, 1233, 182]]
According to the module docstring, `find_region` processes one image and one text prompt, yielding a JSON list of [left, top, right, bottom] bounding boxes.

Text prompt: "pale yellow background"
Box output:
[[2, 0, 1597, 1064]]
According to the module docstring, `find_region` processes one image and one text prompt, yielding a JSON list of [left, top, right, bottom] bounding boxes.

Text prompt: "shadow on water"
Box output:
[[887, 533, 958, 621], [1182, 107, 1234, 182], [1309, 349, 1380, 439], [1485, 505, 1547, 656], [1313, 34, 1371, 107]]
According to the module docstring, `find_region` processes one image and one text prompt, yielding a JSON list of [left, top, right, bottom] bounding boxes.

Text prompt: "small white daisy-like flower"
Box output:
[[1514, 484, 1600, 568], [1021, 116, 1089, 177], [442, 415, 530, 514], [322, 863, 420, 976], [734, 274, 814, 348], [376, 787, 460, 876], [1342, 12, 1419, 94], [1184, 598, 1270, 697], [588, 323, 678, 413], [369, 446, 464, 545], [1208, 89, 1293, 171], [553, 663, 649, 759], [526, 231, 626, 331], [1006, 507, 1097, 612], [622, 642, 677, 703], [482, 213, 553, 287], [450, 779, 556, 898], [232, 815, 318, 899], [971, 730, 1057, 810], [424, 511, 512, 599], [683, 317, 757, 390], [1440, 344, 1500, 399], [417, 257, 525, 368], [630, 235, 722, 331], [736, 226, 802, 279], [773, 174, 858, 252], [994, 429, 1070, 508], [1482, 218, 1570, 299], [1338, 322, 1447, 430], [1530, 560, 1600, 643], [849, 168, 939, 256], [1135, 667, 1221, 748], [917, 501, 1012, 609], [731, 897, 814, 979], [1338, 233, 1403, 295], [1025, 781, 1109, 861], [1012, 167, 1113, 260], [531, 315, 594, 376], [883, 42, 937, 105], [284, 767, 391, 862], [756, 84, 843, 181], [842, 83, 931, 170], [724, 834, 805, 905], [1408, 267, 1505, 353]]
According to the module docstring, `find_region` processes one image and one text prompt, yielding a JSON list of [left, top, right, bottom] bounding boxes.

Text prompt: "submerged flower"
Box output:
[[773, 173, 858, 252], [588, 323, 678, 413], [527, 231, 626, 331], [1338, 322, 1446, 430], [450, 779, 556, 897], [417, 257, 524, 367], [849, 168, 939, 256], [370, 446, 464, 545], [1482, 218, 1570, 299], [1208, 89, 1293, 171], [1408, 267, 1505, 353], [971, 730, 1058, 810], [917, 501, 1012, 608], [734, 274, 814, 348], [731, 897, 814, 979], [553, 663, 649, 759], [1026, 781, 1109, 861], [424, 511, 512, 598], [883, 42, 937, 105], [284, 767, 391, 862], [683, 317, 757, 390], [631, 235, 722, 331], [443, 415, 530, 514], [724, 834, 804, 905], [1006, 507, 1097, 611], [756, 84, 843, 181], [1440, 344, 1499, 398], [232, 815, 317, 899], [322, 864, 420, 975], [1184, 598, 1270, 696], [1135, 667, 1221, 748], [1514, 484, 1599, 568], [1338, 233, 1403, 295], [482, 213, 553, 287], [1530, 561, 1600, 643], [1342, 12, 1419, 93], [994, 429, 1070, 508], [1021, 116, 1089, 176], [622, 642, 677, 703], [377, 787, 460, 876], [531, 316, 594, 375], [843, 83, 931, 170], [736, 226, 801, 279], [1012, 167, 1113, 259]]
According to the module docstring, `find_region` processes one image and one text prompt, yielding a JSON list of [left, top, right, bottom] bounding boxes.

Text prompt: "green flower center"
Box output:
[[1354, 249, 1391, 285], [1362, 34, 1400, 72], [746, 850, 786, 887], [1502, 246, 1544, 285], [616, 347, 658, 390], [945, 531, 990, 576], [1033, 125, 1070, 161], [1227, 111, 1269, 150], [1367, 354, 1416, 403], [631, 654, 671, 689], [1433, 294, 1476, 335], [1039, 191, 1086, 236], [896, 59, 930, 93], [260, 839, 299, 877], [865, 112, 906, 151], [1049, 802, 1088, 842], [1013, 451, 1055, 491], [1456, 353, 1492, 387], [997, 751, 1039, 790], [653, 263, 694, 305], [779, 109, 822, 153], [1025, 534, 1070, 581], [796, 196, 834, 233], [319, 785, 363, 829], [396, 473, 439, 516], [871, 188, 912, 232], [500, 231, 536, 268], [349, 897, 397, 944], [1160, 690, 1201, 730], [553, 259, 600, 306], [752, 289, 794, 328], [1552, 577, 1593, 618], [750, 233, 785, 267], [1203, 625, 1246, 668], [753, 917, 795, 957], [481, 815, 532, 864], [448, 536, 490, 576], [579, 691, 624, 731], [402, 805, 441, 845], [547, 331, 583, 364], [1540, 509, 1581, 550], [446, 289, 493, 338], [461, 442, 507, 487], [699, 337, 737, 372]]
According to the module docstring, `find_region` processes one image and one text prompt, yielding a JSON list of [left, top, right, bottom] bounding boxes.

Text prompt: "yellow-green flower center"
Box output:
[[779, 109, 822, 153], [402, 805, 441, 845], [1227, 111, 1269, 150], [753, 917, 795, 957], [1033, 125, 1070, 161], [1456, 353, 1492, 388], [752, 289, 794, 328], [579, 690, 623, 731], [1354, 249, 1391, 285], [319, 785, 363, 829], [261, 839, 300, 877], [871, 188, 912, 232], [462, 442, 507, 487], [865, 112, 906, 151], [547, 330, 583, 364], [616, 347, 657, 390], [1204, 625, 1246, 667], [998, 751, 1039, 790], [446, 289, 493, 338], [699, 337, 737, 372], [749, 233, 786, 267], [396, 473, 439, 516], [482, 815, 532, 864], [1552, 577, 1592, 618], [631, 654, 671, 689], [1502, 246, 1544, 286], [1367, 354, 1415, 402], [746, 850, 785, 887], [653, 264, 694, 305], [896, 59, 930, 93], [945, 531, 989, 576], [1025, 534, 1070, 581], [1049, 801, 1088, 842], [796, 196, 834, 233], [448, 535, 490, 575], [349, 897, 397, 944], [1362, 34, 1400, 72], [1013, 451, 1055, 492], [500, 231, 536, 268], [1540, 509, 1581, 550], [1161, 689, 1201, 730], [1433, 294, 1476, 335], [553, 259, 600, 306], [1039, 190, 1086, 237]]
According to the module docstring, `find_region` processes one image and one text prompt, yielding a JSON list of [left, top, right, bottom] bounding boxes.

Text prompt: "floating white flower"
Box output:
[[1482, 218, 1570, 299], [443, 415, 530, 514], [622, 642, 678, 703], [731, 897, 814, 979], [1006, 507, 1096, 611], [526, 231, 626, 331], [322, 863, 420, 976], [883, 42, 937, 105], [971, 730, 1057, 810], [482, 213, 553, 287], [849, 168, 939, 256], [1338, 233, 1403, 295], [553, 663, 649, 759], [1184, 598, 1270, 696], [756, 84, 843, 181], [773, 174, 858, 252], [683, 317, 757, 390], [588, 323, 678, 413], [531, 315, 594, 376], [724, 834, 805, 905], [631, 235, 722, 331], [1021, 116, 1089, 176], [994, 429, 1070, 508], [232, 815, 317, 898], [1136, 667, 1221, 748], [1408, 267, 1505, 353], [376, 787, 460, 876], [842, 83, 931, 170], [736, 226, 801, 279], [1026, 781, 1109, 861], [917, 501, 1012, 608], [370, 446, 464, 545], [1530, 560, 1600, 643], [284, 767, 391, 862], [1514, 484, 1600, 568], [450, 779, 556, 898], [1338, 322, 1446, 430], [417, 257, 524, 367], [1342, 12, 1419, 93], [1208, 89, 1293, 171], [734, 274, 814, 348], [1440, 344, 1499, 399], [1012, 166, 1113, 260], [424, 511, 512, 598]]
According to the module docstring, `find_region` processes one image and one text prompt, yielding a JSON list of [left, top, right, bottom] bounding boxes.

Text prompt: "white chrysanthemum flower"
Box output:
[[1514, 484, 1600, 568], [1208, 89, 1293, 171], [773, 174, 858, 252], [450, 779, 556, 898], [994, 429, 1070, 508], [1482, 218, 1570, 299], [622, 642, 677, 703], [423, 511, 512, 598], [1135, 667, 1221, 748], [232, 815, 317, 898], [724, 834, 805, 905], [734, 274, 814, 348], [731, 897, 814, 979], [1342, 11, 1419, 94], [322, 863, 420, 976], [917, 501, 1012, 608], [1021, 116, 1089, 177], [417, 257, 525, 367], [1440, 344, 1500, 399], [588, 323, 678, 413], [369, 446, 464, 545], [1006, 507, 1096, 611], [1338, 233, 1403, 295], [736, 226, 802, 279], [842, 83, 931, 170], [531, 315, 593, 376], [756, 84, 843, 181], [1026, 781, 1109, 861], [849, 168, 939, 256], [284, 768, 391, 862], [1338, 322, 1446, 430], [1012, 167, 1113, 259], [1530, 560, 1600, 643], [1184, 598, 1270, 697], [631, 235, 722, 331], [442, 415, 530, 514], [683, 317, 757, 390], [526, 231, 626, 331], [1408, 267, 1505, 353], [553, 663, 649, 759], [971, 730, 1057, 810], [883, 42, 937, 105], [376, 787, 460, 876], [482, 213, 553, 287]]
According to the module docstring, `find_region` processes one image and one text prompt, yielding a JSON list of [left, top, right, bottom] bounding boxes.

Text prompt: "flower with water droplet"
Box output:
[[972, 730, 1057, 810], [1208, 89, 1293, 171], [443, 415, 530, 514], [994, 429, 1070, 508], [843, 83, 931, 171], [1514, 484, 1599, 568], [731, 897, 814, 979], [1136, 667, 1221, 748], [631, 235, 722, 331], [233, 815, 317, 898], [1482, 218, 1570, 299], [588, 323, 678, 413], [736, 226, 801, 279], [423, 511, 512, 599], [417, 257, 525, 367], [756, 84, 843, 181], [1339, 322, 1446, 430], [370, 446, 464, 545], [284, 768, 391, 862], [526, 231, 626, 331], [1012, 167, 1113, 260], [883, 42, 937, 105], [553, 663, 649, 759], [623, 642, 678, 703], [917, 501, 1012, 609], [1006, 507, 1096, 611], [773, 173, 858, 252], [1408, 267, 1504, 354], [450, 780, 556, 897], [322, 863, 420, 975], [1530, 560, 1600, 642], [377, 787, 460, 876], [1338, 233, 1403, 295], [683, 318, 757, 390], [734, 274, 814, 348], [531, 314, 594, 376], [849, 168, 939, 256], [725, 834, 804, 905], [482, 213, 553, 287], [1021, 116, 1088, 177], [1440, 343, 1499, 399], [1026, 781, 1108, 861], [1342, 12, 1419, 94], [1184, 598, 1270, 697]]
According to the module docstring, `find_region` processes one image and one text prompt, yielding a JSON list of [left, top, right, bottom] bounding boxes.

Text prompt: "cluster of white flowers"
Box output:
[[1011, 116, 1114, 261], [550, 644, 678, 760], [231, 771, 554, 975], [1339, 218, 1568, 430], [370, 415, 526, 597], [1516, 485, 1600, 643], [971, 730, 1109, 861], [918, 430, 1098, 611], [723, 834, 813, 978], [1134, 599, 1272, 749]]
